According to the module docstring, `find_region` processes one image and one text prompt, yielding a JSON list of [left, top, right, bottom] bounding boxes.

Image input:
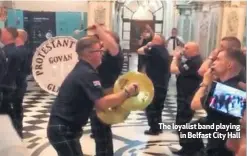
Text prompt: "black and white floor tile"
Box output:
[[22, 54, 206, 156]]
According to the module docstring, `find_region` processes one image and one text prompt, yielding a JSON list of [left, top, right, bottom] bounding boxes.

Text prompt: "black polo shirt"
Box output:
[[138, 36, 153, 66], [0, 48, 7, 85], [145, 45, 170, 89], [176, 55, 202, 96], [202, 76, 243, 124], [141, 36, 152, 47], [2, 43, 20, 89], [49, 60, 104, 128], [16, 45, 31, 87], [238, 68, 246, 83], [97, 48, 124, 88]]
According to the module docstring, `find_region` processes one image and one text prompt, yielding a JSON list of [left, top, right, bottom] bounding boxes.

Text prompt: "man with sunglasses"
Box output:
[[47, 32, 138, 156], [89, 26, 124, 156]]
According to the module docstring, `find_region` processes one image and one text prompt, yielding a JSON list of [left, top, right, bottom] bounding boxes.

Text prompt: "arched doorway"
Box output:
[[118, 0, 165, 52]]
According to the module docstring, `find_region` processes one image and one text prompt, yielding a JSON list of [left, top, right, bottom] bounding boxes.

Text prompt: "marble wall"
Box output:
[[87, 1, 114, 32], [177, 1, 246, 58], [1, 1, 88, 12], [176, 7, 193, 42], [220, 2, 246, 42]]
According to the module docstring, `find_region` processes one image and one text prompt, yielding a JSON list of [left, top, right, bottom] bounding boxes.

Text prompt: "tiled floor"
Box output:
[[22, 53, 206, 156]]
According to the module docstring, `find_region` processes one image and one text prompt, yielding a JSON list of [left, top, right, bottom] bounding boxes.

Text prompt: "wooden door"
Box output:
[[130, 20, 155, 52]]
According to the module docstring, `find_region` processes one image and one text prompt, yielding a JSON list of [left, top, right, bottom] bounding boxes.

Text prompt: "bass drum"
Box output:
[[31, 36, 78, 95]]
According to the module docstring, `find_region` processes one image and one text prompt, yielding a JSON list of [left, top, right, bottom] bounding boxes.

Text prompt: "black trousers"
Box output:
[[145, 88, 167, 131], [90, 110, 113, 156], [176, 91, 195, 149], [47, 119, 83, 156], [137, 55, 147, 72], [13, 82, 27, 138], [182, 117, 234, 156], [0, 89, 23, 137]]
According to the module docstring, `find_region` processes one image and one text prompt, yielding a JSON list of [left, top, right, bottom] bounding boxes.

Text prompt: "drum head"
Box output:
[[32, 36, 78, 95]]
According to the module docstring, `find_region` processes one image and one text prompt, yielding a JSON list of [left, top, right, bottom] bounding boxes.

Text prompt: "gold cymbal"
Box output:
[[96, 107, 130, 125], [114, 71, 154, 111]]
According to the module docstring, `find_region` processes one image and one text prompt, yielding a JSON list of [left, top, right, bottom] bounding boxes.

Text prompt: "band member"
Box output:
[[0, 27, 21, 136], [89, 26, 124, 156], [137, 24, 153, 72], [137, 34, 170, 135], [190, 48, 245, 156], [198, 37, 245, 82], [14, 29, 30, 138], [166, 28, 184, 56], [170, 42, 202, 155], [47, 35, 139, 156], [0, 29, 7, 88]]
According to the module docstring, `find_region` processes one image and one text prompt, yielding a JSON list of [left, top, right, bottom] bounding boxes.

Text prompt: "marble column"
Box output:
[[207, 2, 223, 52], [191, 3, 203, 42], [176, 4, 193, 43], [220, 1, 246, 43], [198, 4, 211, 58], [164, 0, 176, 36]]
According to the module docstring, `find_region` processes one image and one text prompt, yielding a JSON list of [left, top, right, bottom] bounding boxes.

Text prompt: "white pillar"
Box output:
[[163, 0, 175, 37]]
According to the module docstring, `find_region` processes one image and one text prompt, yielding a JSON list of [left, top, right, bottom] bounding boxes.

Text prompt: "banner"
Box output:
[[56, 12, 81, 36], [7, 9, 23, 28], [24, 11, 56, 53], [32, 36, 78, 95]]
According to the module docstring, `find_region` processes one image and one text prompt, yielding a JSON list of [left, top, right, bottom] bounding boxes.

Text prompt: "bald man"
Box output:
[[13, 29, 30, 138], [170, 42, 203, 155], [137, 34, 170, 135]]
